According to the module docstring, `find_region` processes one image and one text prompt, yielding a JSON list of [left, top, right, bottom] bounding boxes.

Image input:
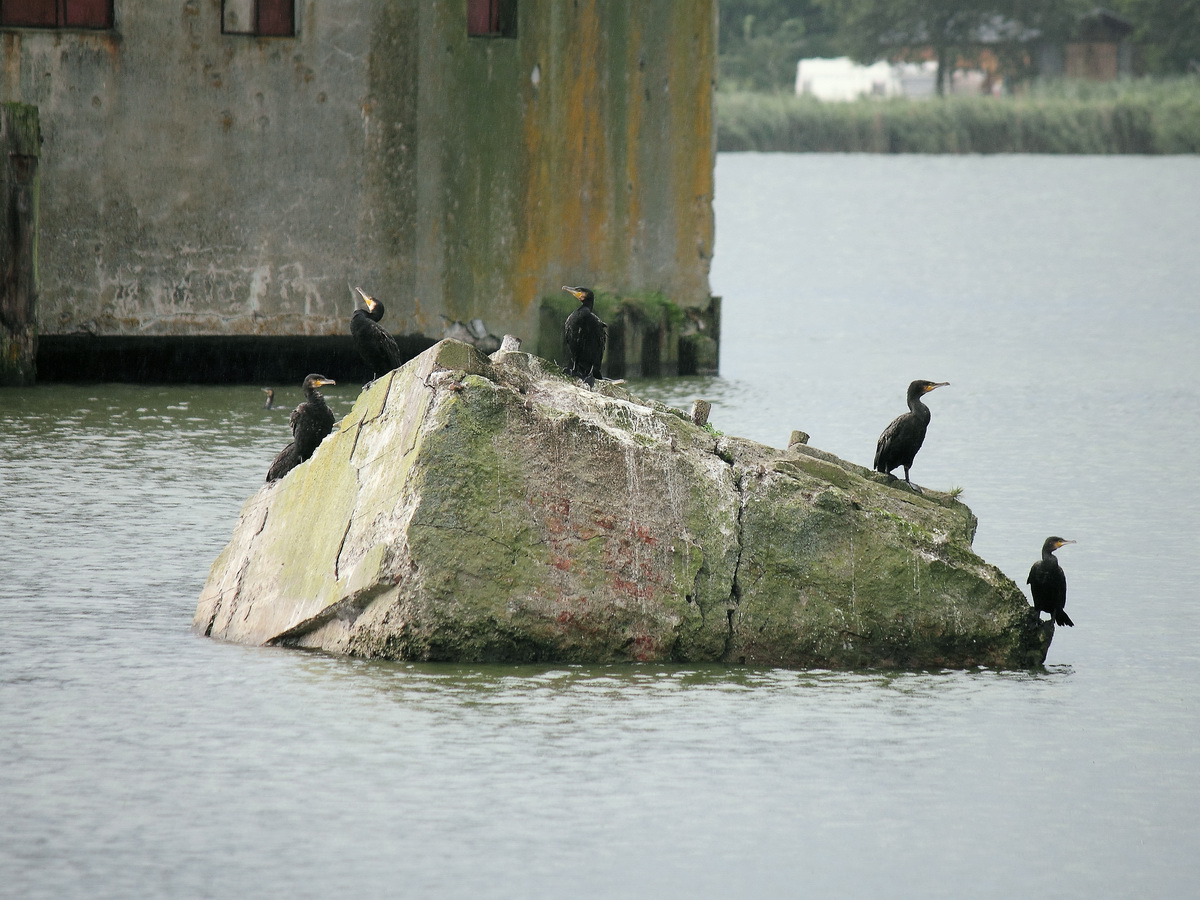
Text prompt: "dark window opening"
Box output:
[[1, 0, 113, 29], [222, 0, 295, 38], [468, 0, 517, 39]]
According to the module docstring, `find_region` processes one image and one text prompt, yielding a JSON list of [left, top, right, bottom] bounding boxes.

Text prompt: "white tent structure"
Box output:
[[795, 57, 902, 100], [796, 57, 978, 100]]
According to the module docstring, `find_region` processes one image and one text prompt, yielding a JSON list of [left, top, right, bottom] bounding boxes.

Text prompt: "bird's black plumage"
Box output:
[[1028, 536, 1076, 627], [262, 388, 275, 409], [351, 287, 402, 382], [265, 440, 299, 483], [873, 379, 949, 492], [265, 374, 337, 483], [562, 286, 607, 388]]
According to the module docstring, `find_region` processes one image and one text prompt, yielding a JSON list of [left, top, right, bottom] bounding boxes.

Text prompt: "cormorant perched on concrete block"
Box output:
[[873, 379, 949, 492], [1028, 536, 1076, 626], [562, 285, 607, 388], [352, 287, 402, 383], [266, 374, 337, 483]]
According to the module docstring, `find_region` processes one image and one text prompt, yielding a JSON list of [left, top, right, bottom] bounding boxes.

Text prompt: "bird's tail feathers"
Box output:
[[1055, 610, 1075, 627]]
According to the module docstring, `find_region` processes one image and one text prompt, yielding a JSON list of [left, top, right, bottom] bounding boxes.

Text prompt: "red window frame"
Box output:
[[222, 0, 294, 38], [1, 0, 113, 29], [467, 0, 515, 38], [467, 0, 500, 36], [256, 0, 293, 37]]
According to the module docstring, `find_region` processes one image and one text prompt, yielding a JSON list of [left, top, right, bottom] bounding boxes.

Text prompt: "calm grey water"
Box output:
[[3, 154, 1199, 898]]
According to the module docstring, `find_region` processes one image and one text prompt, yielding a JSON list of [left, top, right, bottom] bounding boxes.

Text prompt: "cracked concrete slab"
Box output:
[[195, 339, 1051, 668]]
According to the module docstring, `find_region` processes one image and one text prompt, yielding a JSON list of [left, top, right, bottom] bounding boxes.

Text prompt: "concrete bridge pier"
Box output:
[[1, 103, 39, 386]]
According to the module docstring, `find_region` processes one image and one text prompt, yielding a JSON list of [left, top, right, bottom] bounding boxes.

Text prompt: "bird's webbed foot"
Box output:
[[901, 468, 923, 493]]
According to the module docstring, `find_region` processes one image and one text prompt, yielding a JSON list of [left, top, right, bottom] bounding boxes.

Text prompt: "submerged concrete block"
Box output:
[[196, 340, 1049, 668]]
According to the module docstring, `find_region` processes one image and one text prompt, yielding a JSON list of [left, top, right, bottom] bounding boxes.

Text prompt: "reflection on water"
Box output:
[[3, 155, 1200, 898]]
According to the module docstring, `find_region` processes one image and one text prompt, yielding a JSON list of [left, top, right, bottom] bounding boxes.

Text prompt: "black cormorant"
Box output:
[[873, 379, 950, 493], [1028, 536, 1076, 626], [562, 286, 607, 388], [262, 388, 275, 409], [351, 287, 402, 382], [266, 441, 299, 483], [266, 374, 337, 482]]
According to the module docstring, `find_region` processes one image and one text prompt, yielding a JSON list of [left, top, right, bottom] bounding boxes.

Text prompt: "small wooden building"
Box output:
[[1038, 9, 1135, 81]]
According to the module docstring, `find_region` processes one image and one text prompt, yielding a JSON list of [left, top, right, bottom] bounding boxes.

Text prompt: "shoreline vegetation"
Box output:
[[717, 77, 1200, 153]]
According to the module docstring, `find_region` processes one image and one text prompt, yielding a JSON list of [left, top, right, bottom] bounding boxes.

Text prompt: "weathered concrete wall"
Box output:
[[2, 3, 377, 337], [0, 2, 716, 353], [416, 2, 717, 327], [0, 102, 39, 385]]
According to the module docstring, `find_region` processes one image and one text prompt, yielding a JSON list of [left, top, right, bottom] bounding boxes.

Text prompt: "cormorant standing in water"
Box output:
[[873, 379, 950, 493], [562, 286, 607, 388], [351, 286, 402, 383], [266, 374, 337, 482], [262, 388, 275, 409], [1028, 536, 1076, 626]]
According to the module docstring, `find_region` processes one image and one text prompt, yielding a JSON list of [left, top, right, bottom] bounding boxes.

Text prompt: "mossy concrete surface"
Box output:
[[195, 339, 1050, 668]]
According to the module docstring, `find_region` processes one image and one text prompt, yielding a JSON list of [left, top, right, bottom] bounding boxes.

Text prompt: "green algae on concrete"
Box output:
[[195, 339, 1051, 669]]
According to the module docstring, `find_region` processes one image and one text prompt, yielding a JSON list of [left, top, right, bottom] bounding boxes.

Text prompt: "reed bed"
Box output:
[[717, 78, 1200, 153]]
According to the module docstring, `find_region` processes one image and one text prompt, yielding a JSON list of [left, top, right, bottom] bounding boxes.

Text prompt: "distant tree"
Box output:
[[817, 0, 1092, 94], [818, 0, 1004, 94], [720, 0, 1200, 94], [1115, 0, 1200, 73], [718, 0, 839, 91]]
